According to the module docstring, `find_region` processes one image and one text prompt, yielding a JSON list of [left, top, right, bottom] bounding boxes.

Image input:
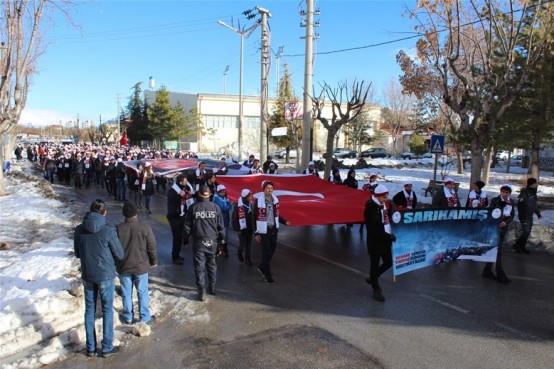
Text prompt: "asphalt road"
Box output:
[[48, 185, 554, 369]]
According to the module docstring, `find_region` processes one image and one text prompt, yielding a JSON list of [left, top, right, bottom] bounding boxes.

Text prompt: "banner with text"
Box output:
[[391, 208, 503, 276]]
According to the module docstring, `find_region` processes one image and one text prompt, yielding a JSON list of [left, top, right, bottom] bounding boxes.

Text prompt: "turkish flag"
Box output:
[[119, 131, 128, 146], [217, 174, 370, 226]]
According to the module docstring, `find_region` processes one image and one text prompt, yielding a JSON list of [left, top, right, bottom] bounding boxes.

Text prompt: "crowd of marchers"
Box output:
[[20, 142, 541, 358]]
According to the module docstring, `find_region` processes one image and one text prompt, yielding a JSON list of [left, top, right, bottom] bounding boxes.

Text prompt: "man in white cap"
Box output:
[[392, 181, 418, 210], [213, 184, 233, 257], [362, 172, 378, 193], [432, 177, 460, 208], [364, 184, 396, 302], [232, 189, 255, 265], [304, 161, 320, 177]]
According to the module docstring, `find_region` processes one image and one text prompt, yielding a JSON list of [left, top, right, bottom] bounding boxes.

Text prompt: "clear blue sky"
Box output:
[[21, 0, 418, 127]]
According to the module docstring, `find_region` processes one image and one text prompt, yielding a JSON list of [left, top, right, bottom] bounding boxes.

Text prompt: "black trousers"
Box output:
[[258, 227, 278, 279], [168, 217, 184, 260], [485, 229, 506, 273], [514, 218, 533, 250], [238, 229, 254, 260], [369, 250, 393, 291], [192, 239, 217, 290]]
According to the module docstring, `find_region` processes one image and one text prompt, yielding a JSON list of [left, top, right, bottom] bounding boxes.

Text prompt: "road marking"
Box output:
[[419, 294, 470, 314], [493, 321, 539, 340], [284, 245, 367, 277]]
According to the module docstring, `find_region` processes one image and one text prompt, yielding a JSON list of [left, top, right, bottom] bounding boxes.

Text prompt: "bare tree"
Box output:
[[312, 80, 370, 179], [381, 79, 415, 155], [397, 0, 553, 184], [0, 0, 74, 194]]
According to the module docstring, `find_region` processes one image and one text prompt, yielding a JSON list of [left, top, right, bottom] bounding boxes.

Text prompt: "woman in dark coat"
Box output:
[[140, 162, 156, 214]]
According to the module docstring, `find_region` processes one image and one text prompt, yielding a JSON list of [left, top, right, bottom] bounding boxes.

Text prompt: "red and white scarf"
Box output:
[[403, 189, 414, 209], [237, 197, 251, 230], [256, 195, 280, 234], [141, 172, 156, 190], [373, 197, 391, 234], [249, 167, 263, 175], [501, 196, 512, 219], [468, 190, 487, 208], [444, 187, 459, 208]]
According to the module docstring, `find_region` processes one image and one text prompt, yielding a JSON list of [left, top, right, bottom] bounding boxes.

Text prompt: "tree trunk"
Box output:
[[324, 130, 337, 180], [455, 151, 463, 174], [482, 147, 494, 185], [528, 128, 541, 180], [469, 140, 484, 186]]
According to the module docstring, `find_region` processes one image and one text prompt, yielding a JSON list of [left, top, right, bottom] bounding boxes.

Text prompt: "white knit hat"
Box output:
[[216, 184, 226, 192], [373, 184, 389, 197], [241, 189, 251, 197]]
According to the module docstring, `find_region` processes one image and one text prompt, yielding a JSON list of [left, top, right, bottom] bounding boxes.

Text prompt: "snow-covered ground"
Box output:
[[0, 157, 552, 368]]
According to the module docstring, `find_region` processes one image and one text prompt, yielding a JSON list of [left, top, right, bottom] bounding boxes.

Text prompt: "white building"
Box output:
[[144, 90, 384, 156]]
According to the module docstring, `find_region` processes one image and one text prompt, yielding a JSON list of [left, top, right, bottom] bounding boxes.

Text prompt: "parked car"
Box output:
[[323, 148, 357, 159], [402, 151, 433, 160], [274, 148, 298, 159], [360, 148, 388, 158]]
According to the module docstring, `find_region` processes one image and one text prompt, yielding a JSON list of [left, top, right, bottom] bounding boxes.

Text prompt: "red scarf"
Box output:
[[447, 192, 459, 208]]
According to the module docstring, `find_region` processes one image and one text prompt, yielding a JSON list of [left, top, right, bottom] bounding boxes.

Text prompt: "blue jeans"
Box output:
[[83, 279, 115, 353], [117, 178, 126, 201], [119, 273, 151, 323]]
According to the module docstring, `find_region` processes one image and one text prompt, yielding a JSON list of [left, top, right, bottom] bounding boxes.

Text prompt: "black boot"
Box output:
[[373, 289, 385, 302], [237, 253, 244, 263], [208, 285, 216, 295], [482, 268, 496, 280], [197, 288, 205, 301], [496, 271, 512, 284]]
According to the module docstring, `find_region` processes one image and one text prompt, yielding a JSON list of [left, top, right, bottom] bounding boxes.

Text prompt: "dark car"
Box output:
[[323, 148, 357, 159], [360, 148, 388, 158]]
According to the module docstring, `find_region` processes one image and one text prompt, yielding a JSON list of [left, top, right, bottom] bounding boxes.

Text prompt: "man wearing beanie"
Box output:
[[116, 202, 157, 325], [432, 177, 460, 208], [514, 178, 542, 254], [185, 185, 224, 301], [232, 189, 255, 265], [483, 185, 514, 283], [466, 180, 488, 208]]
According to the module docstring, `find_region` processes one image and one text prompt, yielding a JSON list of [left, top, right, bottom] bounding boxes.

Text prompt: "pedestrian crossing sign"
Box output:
[[430, 135, 445, 154]]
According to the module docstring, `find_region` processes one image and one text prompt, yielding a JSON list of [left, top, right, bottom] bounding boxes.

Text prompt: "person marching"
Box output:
[[343, 169, 359, 229], [392, 181, 418, 210], [167, 174, 194, 265], [204, 172, 218, 200], [116, 202, 158, 324], [140, 162, 156, 214], [184, 185, 225, 301], [192, 161, 206, 192], [253, 181, 290, 284], [482, 184, 514, 284], [304, 161, 320, 177], [364, 184, 396, 302], [232, 189, 254, 266], [431, 177, 460, 208], [514, 178, 542, 254], [248, 159, 264, 175], [328, 167, 343, 184], [466, 180, 488, 208], [129, 163, 144, 209], [262, 155, 278, 173], [213, 184, 233, 257], [266, 162, 278, 174], [72, 152, 84, 189], [362, 172, 379, 193], [243, 154, 256, 168]]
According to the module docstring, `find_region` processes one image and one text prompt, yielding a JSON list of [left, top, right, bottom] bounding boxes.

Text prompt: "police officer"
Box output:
[[184, 185, 225, 301]]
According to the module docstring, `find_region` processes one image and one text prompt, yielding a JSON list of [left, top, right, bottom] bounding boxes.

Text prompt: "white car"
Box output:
[[274, 148, 298, 159], [402, 151, 433, 160]]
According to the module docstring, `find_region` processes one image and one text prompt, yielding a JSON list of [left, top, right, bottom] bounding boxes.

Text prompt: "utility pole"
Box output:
[[223, 65, 230, 94], [116, 94, 121, 146], [300, 0, 319, 169], [218, 19, 259, 161], [257, 5, 271, 162], [274, 46, 284, 94]]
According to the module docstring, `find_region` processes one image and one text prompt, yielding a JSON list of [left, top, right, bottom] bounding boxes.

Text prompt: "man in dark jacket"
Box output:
[[514, 178, 542, 254], [483, 185, 514, 283], [184, 185, 225, 301], [364, 184, 396, 302], [431, 177, 460, 208], [392, 182, 418, 210], [167, 174, 194, 265], [74, 199, 124, 358], [72, 153, 84, 189], [232, 189, 254, 265], [116, 202, 158, 324], [115, 158, 127, 202]]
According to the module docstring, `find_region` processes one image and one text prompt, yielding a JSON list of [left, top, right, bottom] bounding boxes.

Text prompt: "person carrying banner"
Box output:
[[232, 189, 254, 265], [514, 178, 542, 254], [431, 177, 460, 208], [466, 180, 488, 208], [362, 172, 378, 193], [483, 184, 514, 284], [303, 161, 320, 177], [167, 174, 194, 265], [364, 184, 396, 302], [328, 167, 343, 184], [140, 162, 156, 214], [392, 181, 418, 210], [192, 161, 206, 191], [262, 155, 278, 173], [248, 159, 264, 175], [213, 184, 233, 257], [253, 181, 290, 284], [184, 185, 225, 301]]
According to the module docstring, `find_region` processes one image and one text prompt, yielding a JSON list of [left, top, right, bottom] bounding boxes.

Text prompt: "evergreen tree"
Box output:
[[126, 82, 151, 143], [147, 86, 186, 144]]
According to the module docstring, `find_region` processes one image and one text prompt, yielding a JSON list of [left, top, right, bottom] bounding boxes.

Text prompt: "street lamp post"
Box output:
[[217, 21, 259, 162]]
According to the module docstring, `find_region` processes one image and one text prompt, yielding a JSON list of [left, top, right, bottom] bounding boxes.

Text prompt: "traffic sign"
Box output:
[[430, 135, 445, 154]]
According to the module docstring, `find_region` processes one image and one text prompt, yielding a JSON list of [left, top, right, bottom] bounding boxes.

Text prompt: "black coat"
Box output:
[[392, 190, 418, 210], [364, 199, 394, 255], [116, 218, 157, 275]]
